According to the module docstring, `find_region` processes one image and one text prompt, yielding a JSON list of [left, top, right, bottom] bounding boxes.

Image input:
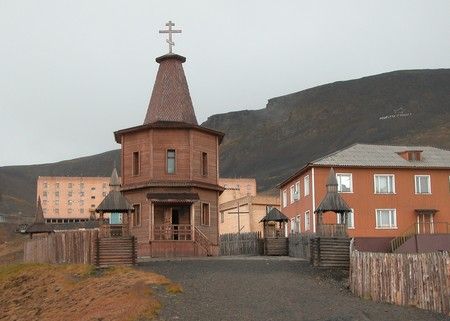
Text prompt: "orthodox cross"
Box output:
[[159, 20, 182, 53]]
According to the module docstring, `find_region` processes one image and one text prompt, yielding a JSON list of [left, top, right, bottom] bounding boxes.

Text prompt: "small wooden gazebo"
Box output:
[[96, 168, 134, 238], [25, 197, 54, 239], [260, 208, 289, 255], [314, 168, 352, 238]]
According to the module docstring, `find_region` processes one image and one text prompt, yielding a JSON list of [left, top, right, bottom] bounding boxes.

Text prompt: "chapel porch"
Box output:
[[143, 193, 216, 257]]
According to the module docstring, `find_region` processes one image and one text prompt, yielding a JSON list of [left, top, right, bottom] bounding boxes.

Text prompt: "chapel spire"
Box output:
[[144, 21, 198, 125]]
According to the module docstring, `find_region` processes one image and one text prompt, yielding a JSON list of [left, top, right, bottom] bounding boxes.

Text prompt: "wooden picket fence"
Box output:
[[220, 232, 262, 256], [350, 250, 450, 315], [24, 230, 98, 264], [288, 233, 314, 259]]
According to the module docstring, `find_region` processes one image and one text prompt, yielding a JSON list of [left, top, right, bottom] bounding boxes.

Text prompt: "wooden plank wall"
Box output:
[[219, 232, 262, 256], [310, 237, 350, 268], [23, 230, 98, 264], [288, 233, 314, 259], [350, 250, 450, 316]]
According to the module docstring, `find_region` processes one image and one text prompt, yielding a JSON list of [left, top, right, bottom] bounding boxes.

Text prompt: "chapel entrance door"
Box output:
[[172, 209, 180, 240]]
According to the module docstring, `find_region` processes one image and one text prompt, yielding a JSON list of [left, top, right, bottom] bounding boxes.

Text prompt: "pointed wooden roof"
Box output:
[[26, 197, 54, 234], [144, 53, 198, 125], [260, 208, 289, 222], [96, 168, 134, 213], [315, 168, 352, 214]]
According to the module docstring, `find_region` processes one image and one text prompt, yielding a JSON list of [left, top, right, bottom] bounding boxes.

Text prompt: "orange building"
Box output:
[[37, 176, 111, 223], [278, 144, 450, 251]]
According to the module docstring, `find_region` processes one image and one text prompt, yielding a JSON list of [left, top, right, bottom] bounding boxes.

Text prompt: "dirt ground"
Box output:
[[0, 224, 26, 265], [0, 264, 178, 321], [138, 257, 449, 321]]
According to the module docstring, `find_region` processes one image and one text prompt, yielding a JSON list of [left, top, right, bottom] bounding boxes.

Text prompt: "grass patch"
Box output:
[[0, 263, 173, 321], [166, 282, 183, 294]]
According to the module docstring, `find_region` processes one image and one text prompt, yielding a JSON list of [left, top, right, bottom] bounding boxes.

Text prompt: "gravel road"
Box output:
[[138, 257, 449, 321]]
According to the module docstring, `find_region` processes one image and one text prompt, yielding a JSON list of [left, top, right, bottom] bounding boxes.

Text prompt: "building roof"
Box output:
[[147, 192, 200, 204], [26, 197, 54, 234], [315, 168, 352, 214], [52, 220, 100, 231], [260, 208, 289, 222], [114, 121, 224, 144], [219, 195, 280, 211], [96, 168, 134, 213], [120, 179, 225, 192], [279, 143, 450, 187], [313, 144, 450, 168], [144, 53, 198, 125]]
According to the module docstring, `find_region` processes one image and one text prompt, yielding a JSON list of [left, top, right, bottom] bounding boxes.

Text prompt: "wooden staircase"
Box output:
[[95, 236, 137, 267], [194, 227, 213, 256], [390, 222, 450, 253], [310, 237, 351, 268]]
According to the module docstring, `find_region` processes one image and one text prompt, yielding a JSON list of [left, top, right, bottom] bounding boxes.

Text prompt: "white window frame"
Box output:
[[374, 174, 395, 194], [290, 218, 295, 233], [304, 175, 310, 196], [296, 215, 301, 233], [375, 209, 397, 229], [294, 181, 300, 201], [304, 210, 311, 231], [282, 190, 288, 208], [336, 173, 353, 193], [414, 175, 431, 194], [290, 185, 295, 204], [337, 209, 355, 229]]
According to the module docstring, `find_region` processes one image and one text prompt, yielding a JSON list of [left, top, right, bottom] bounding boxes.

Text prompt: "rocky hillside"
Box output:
[[203, 69, 450, 191], [1, 69, 449, 217], [0, 150, 120, 218]]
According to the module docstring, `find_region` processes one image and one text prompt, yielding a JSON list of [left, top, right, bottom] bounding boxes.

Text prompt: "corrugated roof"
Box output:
[[313, 144, 450, 168]]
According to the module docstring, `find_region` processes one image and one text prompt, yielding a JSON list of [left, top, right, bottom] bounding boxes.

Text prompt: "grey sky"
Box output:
[[1, 0, 449, 166]]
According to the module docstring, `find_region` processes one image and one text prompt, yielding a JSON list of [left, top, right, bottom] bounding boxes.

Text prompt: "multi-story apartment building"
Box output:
[[37, 176, 111, 223], [278, 144, 450, 251]]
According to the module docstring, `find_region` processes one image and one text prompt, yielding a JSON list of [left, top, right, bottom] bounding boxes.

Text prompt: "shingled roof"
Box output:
[[313, 144, 450, 168], [260, 208, 289, 222], [315, 168, 352, 214], [26, 197, 54, 234], [279, 143, 450, 187], [96, 168, 134, 213], [144, 53, 198, 125]]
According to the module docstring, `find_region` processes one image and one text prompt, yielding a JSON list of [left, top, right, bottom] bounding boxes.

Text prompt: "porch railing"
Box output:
[[391, 222, 450, 252], [100, 224, 128, 238], [154, 224, 192, 241], [316, 223, 348, 238]]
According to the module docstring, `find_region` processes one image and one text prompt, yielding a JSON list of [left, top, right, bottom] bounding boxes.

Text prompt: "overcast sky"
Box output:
[[1, 0, 449, 166]]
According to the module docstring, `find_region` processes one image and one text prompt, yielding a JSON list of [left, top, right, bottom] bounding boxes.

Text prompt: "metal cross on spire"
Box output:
[[159, 20, 182, 54]]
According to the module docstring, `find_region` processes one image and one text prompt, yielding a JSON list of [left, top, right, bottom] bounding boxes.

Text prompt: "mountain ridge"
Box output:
[[1, 68, 449, 217]]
